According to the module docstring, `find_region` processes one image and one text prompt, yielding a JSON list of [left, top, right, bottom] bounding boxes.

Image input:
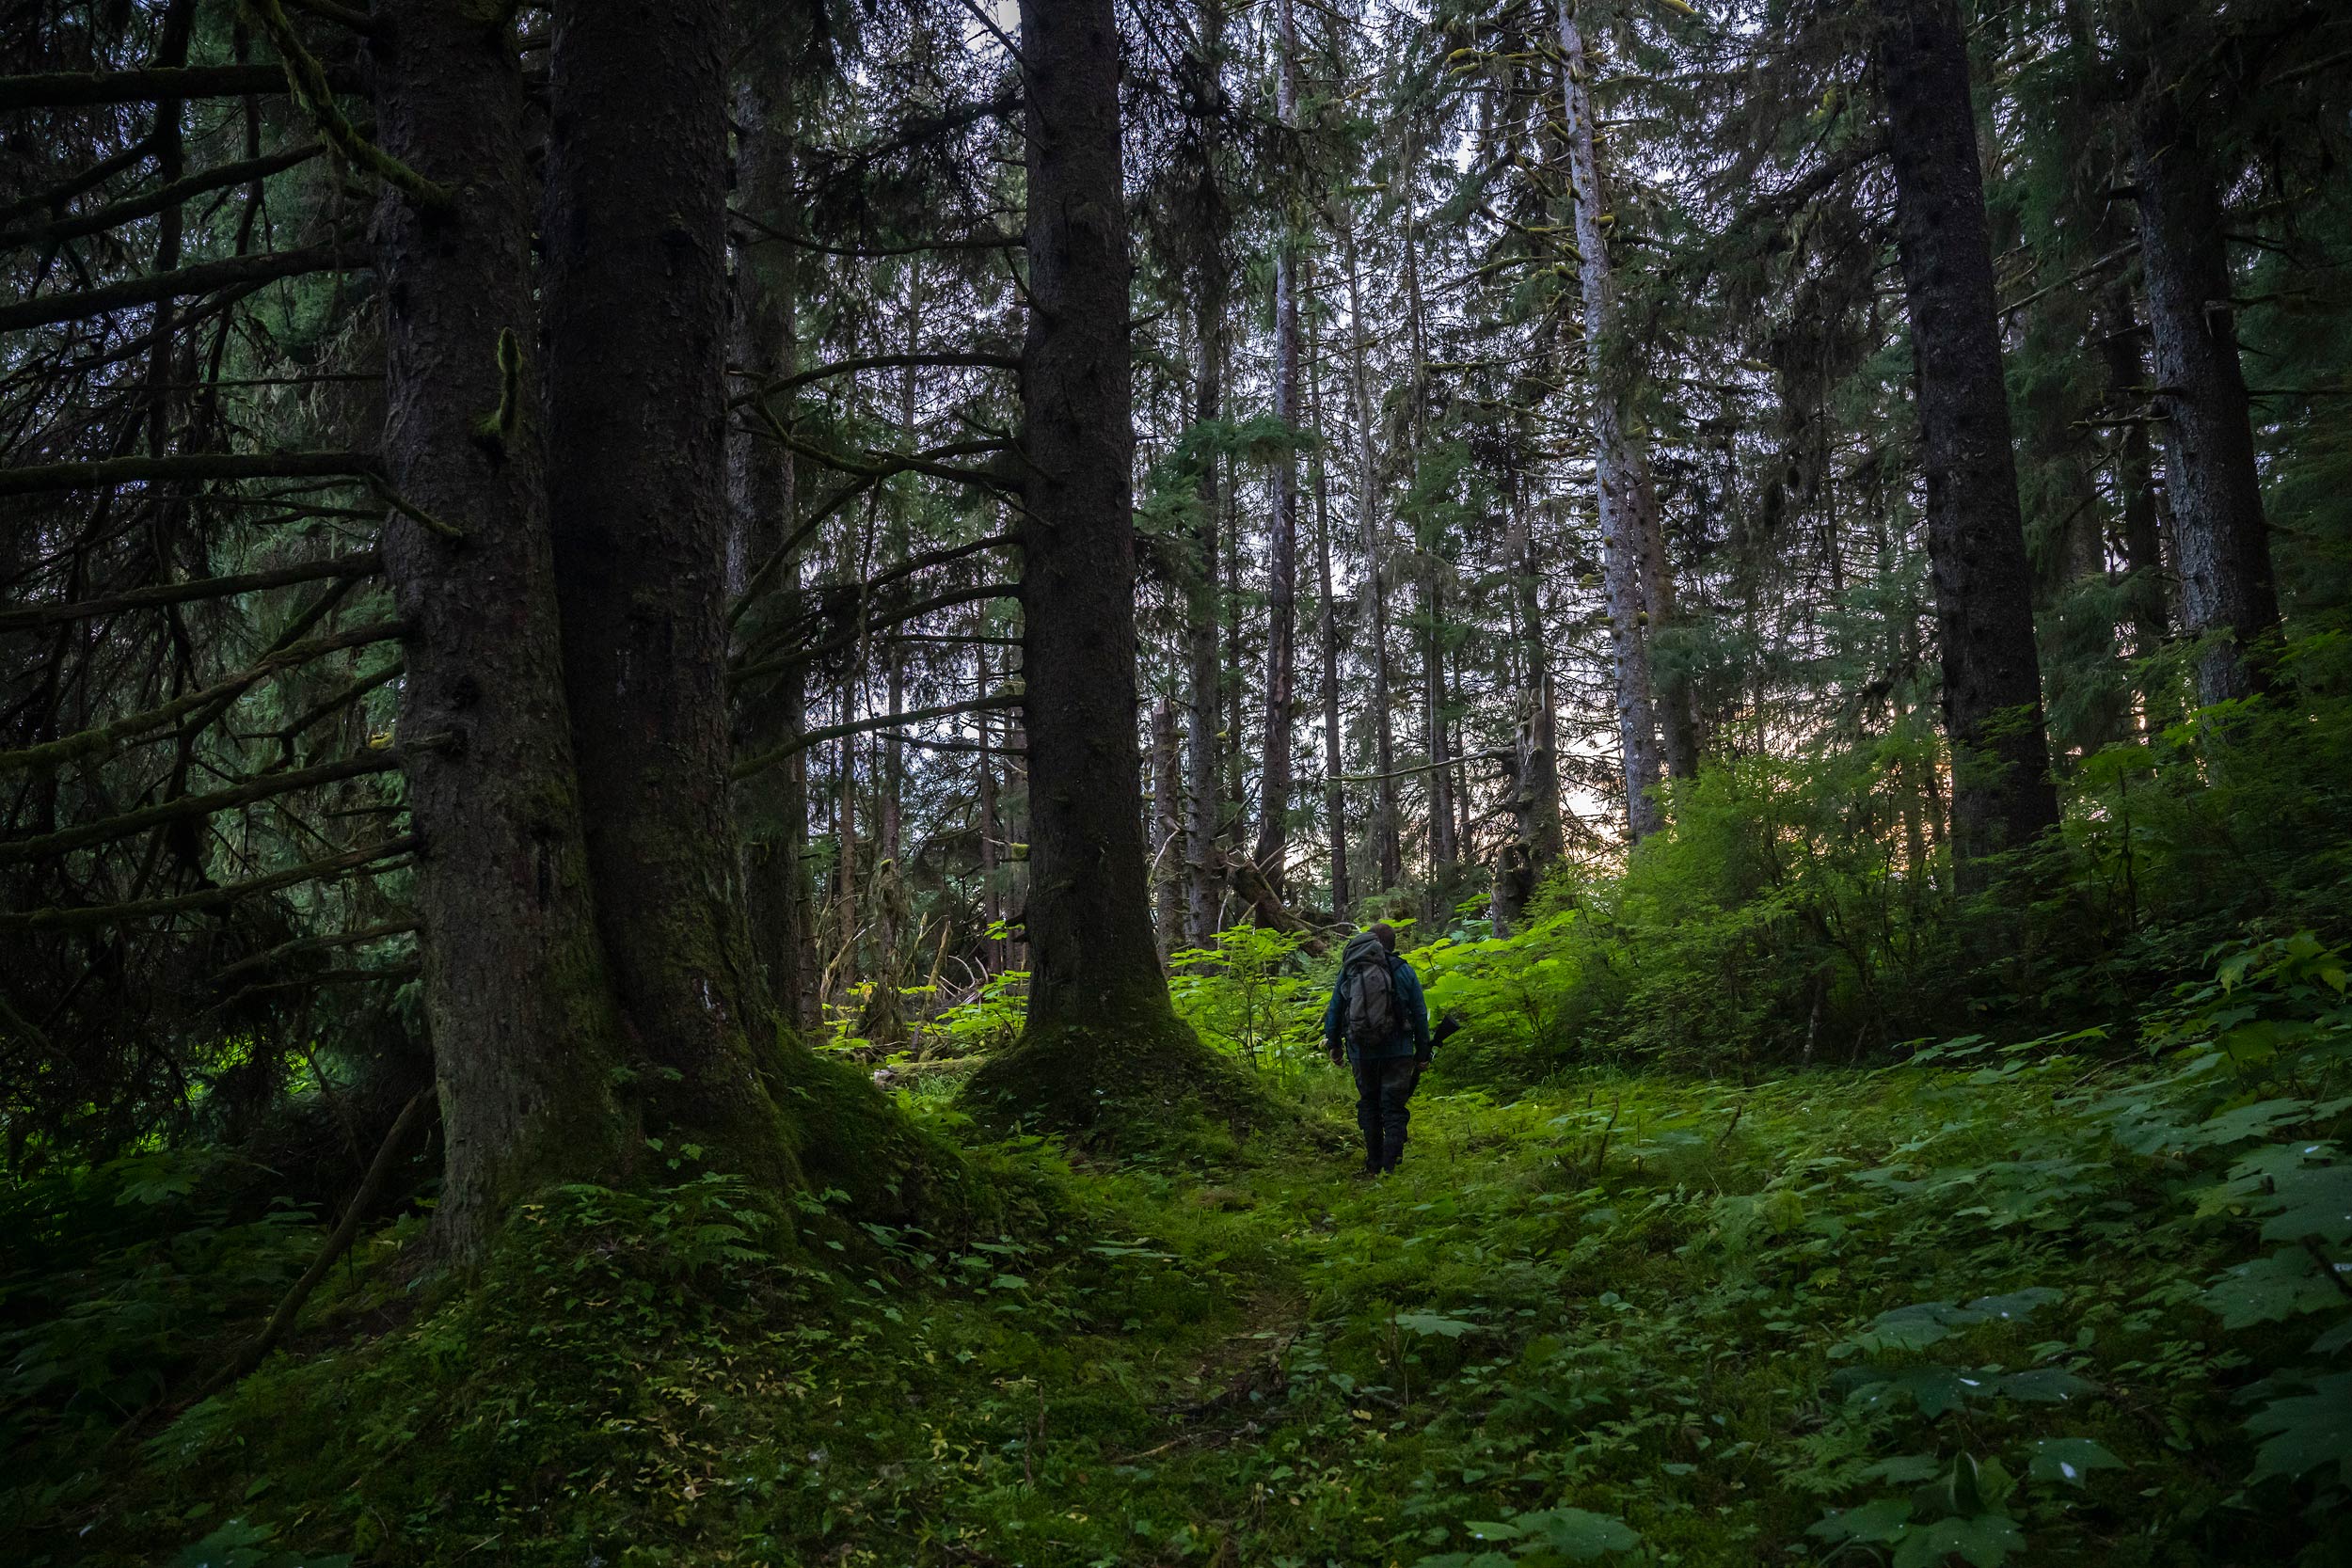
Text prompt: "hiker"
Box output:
[[1324, 922, 1431, 1176]]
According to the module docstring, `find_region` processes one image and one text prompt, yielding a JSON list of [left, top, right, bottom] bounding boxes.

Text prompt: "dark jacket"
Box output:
[[1324, 948, 1432, 1064]]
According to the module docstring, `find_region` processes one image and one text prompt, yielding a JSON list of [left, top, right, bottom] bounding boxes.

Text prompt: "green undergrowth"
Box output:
[[8, 931, 2349, 1567]]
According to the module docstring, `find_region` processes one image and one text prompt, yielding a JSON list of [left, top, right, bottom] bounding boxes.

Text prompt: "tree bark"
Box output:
[[1307, 285, 1349, 917], [977, 641, 1003, 974], [1152, 697, 1184, 956], [1184, 282, 1226, 949], [2134, 88, 2278, 705], [2096, 280, 2169, 659], [1558, 2, 1663, 841], [1397, 140, 1456, 886], [728, 70, 815, 1035], [1341, 208, 1401, 890], [962, 0, 1218, 1128], [542, 0, 792, 1177], [1496, 492, 1564, 931], [1873, 0, 2060, 882], [1253, 0, 1301, 895], [370, 0, 629, 1261]]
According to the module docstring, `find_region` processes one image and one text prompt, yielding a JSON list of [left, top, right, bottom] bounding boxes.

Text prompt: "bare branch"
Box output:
[[0, 834, 417, 934], [0, 550, 380, 632]]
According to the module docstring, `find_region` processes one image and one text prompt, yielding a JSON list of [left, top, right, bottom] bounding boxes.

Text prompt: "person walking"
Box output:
[[1324, 922, 1431, 1175]]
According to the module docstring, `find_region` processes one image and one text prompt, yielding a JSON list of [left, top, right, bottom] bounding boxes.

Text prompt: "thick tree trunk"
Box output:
[[541, 0, 792, 1176], [1559, 3, 1664, 841], [961, 0, 1222, 1137], [1873, 0, 2060, 883], [728, 74, 814, 1036], [371, 0, 629, 1259], [1341, 209, 1400, 891], [2134, 90, 2278, 705], [1253, 0, 1301, 894]]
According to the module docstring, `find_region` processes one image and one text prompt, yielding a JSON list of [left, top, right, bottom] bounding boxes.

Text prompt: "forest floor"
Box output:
[[23, 976, 2348, 1568]]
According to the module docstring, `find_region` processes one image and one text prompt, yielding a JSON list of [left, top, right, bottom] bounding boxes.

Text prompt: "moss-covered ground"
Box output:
[[11, 943, 2348, 1568]]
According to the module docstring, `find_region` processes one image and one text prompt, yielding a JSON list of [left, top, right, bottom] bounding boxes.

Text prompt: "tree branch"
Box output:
[[0, 144, 324, 248], [732, 693, 1023, 781], [0, 237, 362, 335], [0, 62, 362, 111], [0, 550, 380, 632], [0, 743, 430, 866], [0, 834, 417, 933], [198, 1089, 431, 1401], [731, 351, 1021, 407], [0, 619, 407, 774]]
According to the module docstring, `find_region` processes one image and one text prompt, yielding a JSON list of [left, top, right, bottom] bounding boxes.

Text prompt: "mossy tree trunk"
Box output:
[[962, 0, 1241, 1133], [728, 59, 816, 1036], [540, 0, 793, 1180], [371, 0, 632, 1261]]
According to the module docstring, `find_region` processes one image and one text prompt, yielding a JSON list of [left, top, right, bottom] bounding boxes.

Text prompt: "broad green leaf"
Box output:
[[1893, 1514, 2025, 1568], [2026, 1438, 2125, 1487], [2258, 1164, 2352, 1246], [2246, 1372, 2352, 1485], [1807, 1497, 1913, 1544], [1993, 1368, 2094, 1403], [2200, 1250, 2344, 1328], [1515, 1508, 1640, 1559]]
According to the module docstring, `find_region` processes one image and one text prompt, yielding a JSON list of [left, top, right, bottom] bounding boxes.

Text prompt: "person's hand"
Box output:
[[1327, 1046, 1344, 1068]]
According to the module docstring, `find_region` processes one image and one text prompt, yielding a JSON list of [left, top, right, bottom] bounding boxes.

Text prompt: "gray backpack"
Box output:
[[1340, 932, 1401, 1049]]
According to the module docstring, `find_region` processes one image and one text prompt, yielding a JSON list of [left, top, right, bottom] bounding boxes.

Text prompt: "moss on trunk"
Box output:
[[960, 997, 1275, 1156]]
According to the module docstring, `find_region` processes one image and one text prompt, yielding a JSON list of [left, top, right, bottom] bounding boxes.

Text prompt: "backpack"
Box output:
[[1340, 932, 1402, 1049]]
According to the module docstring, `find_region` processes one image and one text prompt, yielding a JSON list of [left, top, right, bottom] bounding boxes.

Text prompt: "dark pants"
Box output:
[[1352, 1054, 1419, 1172]]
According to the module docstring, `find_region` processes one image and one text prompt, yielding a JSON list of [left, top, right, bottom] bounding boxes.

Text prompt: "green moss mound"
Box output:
[[778, 1044, 1002, 1228], [956, 998, 1293, 1159]]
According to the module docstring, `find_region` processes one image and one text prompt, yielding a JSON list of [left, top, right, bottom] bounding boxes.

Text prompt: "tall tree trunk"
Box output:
[[1152, 697, 1184, 955], [1184, 292, 1226, 949], [1872, 0, 2060, 883], [878, 274, 921, 990], [977, 641, 1003, 974], [2134, 89, 2278, 705], [1307, 286, 1349, 917], [1341, 208, 1400, 891], [542, 0, 791, 1176], [963, 0, 1218, 1131], [1496, 489, 1564, 931], [728, 71, 813, 1035], [373, 0, 628, 1259], [1397, 141, 1455, 886], [1558, 2, 1664, 840], [835, 690, 858, 1011], [1002, 706, 1030, 974], [1253, 0, 1301, 893], [2096, 280, 2169, 659], [1635, 463, 1699, 778]]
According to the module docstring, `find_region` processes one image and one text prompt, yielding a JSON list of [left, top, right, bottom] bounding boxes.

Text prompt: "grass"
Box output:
[[12, 963, 2347, 1568]]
